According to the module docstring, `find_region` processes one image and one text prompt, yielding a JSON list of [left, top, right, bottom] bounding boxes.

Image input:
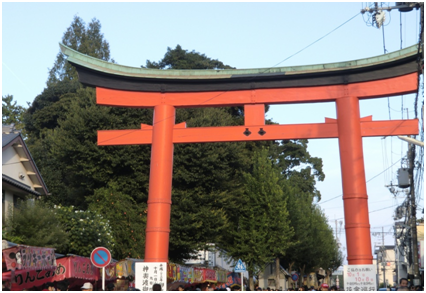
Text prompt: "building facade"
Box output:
[[2, 124, 48, 221]]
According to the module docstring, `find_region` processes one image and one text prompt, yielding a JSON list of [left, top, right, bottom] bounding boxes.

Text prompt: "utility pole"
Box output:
[[408, 141, 420, 285], [382, 227, 386, 288]]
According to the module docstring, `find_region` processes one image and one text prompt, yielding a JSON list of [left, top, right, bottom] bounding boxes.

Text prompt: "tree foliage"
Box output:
[[221, 148, 294, 288], [47, 16, 112, 86], [284, 191, 342, 285], [54, 205, 114, 256], [4, 199, 69, 252], [87, 182, 147, 259], [144, 45, 234, 70], [2, 95, 27, 133]]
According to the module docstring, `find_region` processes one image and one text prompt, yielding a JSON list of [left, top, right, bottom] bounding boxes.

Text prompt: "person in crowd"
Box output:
[[81, 282, 93, 291], [43, 282, 56, 291], [105, 283, 115, 291], [152, 283, 162, 291], [398, 278, 409, 291], [177, 285, 185, 291], [56, 282, 68, 291]]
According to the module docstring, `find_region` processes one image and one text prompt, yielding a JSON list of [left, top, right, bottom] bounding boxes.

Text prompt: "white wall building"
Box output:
[[374, 245, 397, 287], [2, 125, 49, 220]]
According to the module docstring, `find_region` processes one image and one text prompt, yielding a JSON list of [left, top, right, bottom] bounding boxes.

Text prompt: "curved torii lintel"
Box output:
[[60, 43, 420, 93]]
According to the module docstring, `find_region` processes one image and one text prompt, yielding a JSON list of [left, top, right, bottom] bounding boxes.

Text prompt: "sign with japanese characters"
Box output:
[[343, 264, 376, 291], [135, 262, 167, 291]]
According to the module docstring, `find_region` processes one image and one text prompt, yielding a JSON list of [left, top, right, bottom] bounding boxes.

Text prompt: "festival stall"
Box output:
[[217, 272, 242, 289], [115, 258, 144, 290], [2, 245, 56, 291], [167, 263, 194, 290], [216, 269, 228, 288], [51, 255, 100, 290]]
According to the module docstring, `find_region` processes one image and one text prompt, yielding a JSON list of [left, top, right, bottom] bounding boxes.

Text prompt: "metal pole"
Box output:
[[241, 272, 244, 291], [408, 142, 420, 285], [382, 227, 386, 288], [103, 267, 105, 291]]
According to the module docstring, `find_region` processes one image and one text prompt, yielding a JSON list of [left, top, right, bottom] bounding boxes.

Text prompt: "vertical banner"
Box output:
[[135, 262, 167, 291], [343, 264, 376, 291]]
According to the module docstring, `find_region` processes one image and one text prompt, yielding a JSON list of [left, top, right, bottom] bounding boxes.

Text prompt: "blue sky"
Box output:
[[2, 1, 423, 267]]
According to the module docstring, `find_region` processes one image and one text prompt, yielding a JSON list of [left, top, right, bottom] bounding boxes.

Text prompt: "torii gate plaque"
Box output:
[[61, 44, 420, 264]]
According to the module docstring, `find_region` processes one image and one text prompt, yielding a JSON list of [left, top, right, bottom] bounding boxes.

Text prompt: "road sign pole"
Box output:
[[102, 267, 105, 291], [241, 272, 244, 291]]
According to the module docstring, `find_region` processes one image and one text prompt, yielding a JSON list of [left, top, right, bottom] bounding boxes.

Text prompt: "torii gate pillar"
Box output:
[[336, 96, 372, 264], [144, 104, 175, 262]]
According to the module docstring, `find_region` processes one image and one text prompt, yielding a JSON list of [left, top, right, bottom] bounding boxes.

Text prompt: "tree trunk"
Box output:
[[275, 257, 280, 290], [299, 264, 305, 288], [288, 262, 294, 290], [249, 270, 254, 291]]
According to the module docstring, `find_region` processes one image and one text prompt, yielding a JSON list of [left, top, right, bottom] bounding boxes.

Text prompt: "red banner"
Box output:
[[204, 268, 217, 283], [2, 246, 56, 271], [3, 268, 56, 291], [52, 256, 99, 281]]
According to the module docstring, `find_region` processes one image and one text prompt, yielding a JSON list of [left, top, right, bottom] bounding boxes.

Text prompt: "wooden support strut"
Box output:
[[98, 119, 418, 146]]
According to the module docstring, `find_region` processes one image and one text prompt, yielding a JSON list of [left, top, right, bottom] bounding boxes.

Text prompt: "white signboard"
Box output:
[[343, 264, 376, 291], [135, 262, 167, 291]]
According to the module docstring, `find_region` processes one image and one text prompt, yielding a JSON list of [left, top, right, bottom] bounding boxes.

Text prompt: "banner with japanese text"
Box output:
[[2, 246, 56, 271], [52, 256, 99, 281], [343, 264, 376, 291], [3, 268, 56, 291], [135, 262, 167, 291]]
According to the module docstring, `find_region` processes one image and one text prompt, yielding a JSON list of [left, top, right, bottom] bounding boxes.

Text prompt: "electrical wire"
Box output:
[[318, 158, 402, 205]]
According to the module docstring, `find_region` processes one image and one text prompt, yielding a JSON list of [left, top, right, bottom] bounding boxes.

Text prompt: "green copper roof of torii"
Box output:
[[60, 43, 420, 80]]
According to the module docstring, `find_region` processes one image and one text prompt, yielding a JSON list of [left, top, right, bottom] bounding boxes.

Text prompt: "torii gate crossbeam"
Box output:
[[60, 43, 420, 265]]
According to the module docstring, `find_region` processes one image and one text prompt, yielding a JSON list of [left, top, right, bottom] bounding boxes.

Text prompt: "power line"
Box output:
[[271, 12, 360, 68], [318, 158, 402, 205], [334, 205, 396, 220]]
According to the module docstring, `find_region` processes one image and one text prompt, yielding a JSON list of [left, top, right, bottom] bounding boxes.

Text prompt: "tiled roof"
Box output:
[[2, 174, 41, 196], [2, 132, 20, 148]]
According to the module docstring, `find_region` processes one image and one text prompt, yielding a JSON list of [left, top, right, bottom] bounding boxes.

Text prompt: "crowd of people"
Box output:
[[3, 278, 424, 291]]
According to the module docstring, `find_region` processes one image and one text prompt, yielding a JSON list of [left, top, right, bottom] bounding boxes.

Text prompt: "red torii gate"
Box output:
[[60, 44, 420, 265]]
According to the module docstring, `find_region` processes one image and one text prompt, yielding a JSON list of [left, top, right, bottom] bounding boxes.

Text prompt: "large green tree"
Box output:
[[220, 148, 294, 290], [284, 192, 342, 287]]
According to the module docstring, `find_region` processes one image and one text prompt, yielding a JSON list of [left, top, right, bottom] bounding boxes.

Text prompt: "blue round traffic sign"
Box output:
[[90, 247, 112, 268]]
